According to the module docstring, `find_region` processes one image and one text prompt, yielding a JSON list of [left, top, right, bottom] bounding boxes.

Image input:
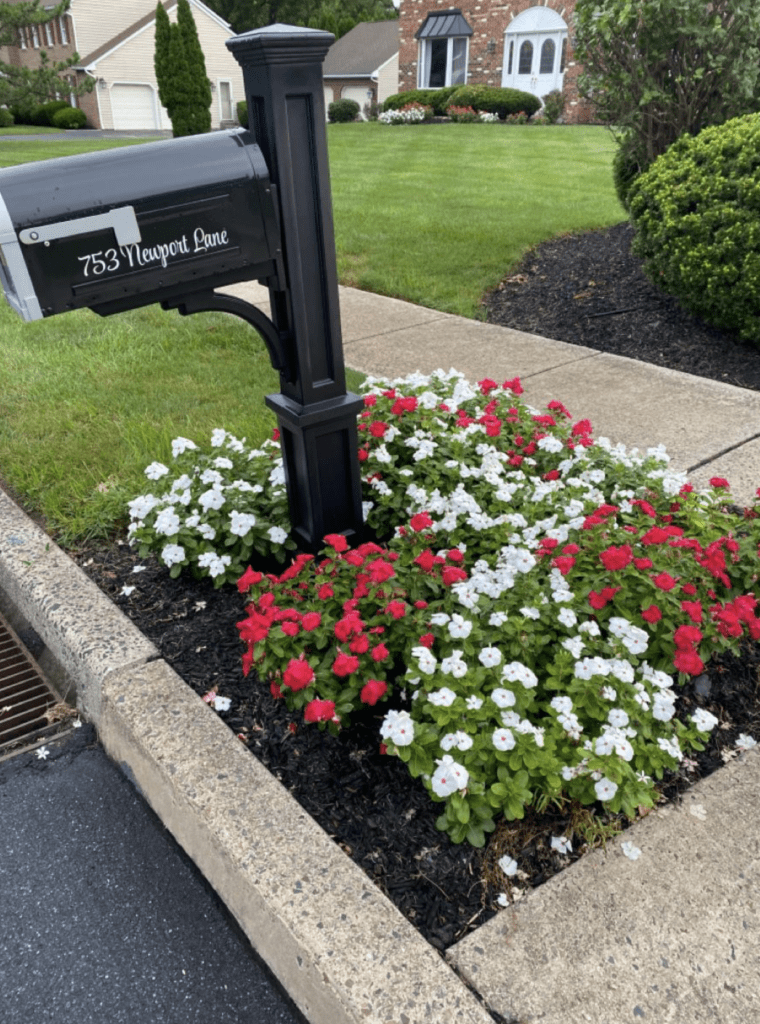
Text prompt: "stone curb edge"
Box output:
[[0, 489, 495, 1024]]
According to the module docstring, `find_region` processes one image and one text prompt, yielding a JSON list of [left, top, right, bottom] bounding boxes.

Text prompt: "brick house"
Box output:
[[397, 1, 595, 122], [323, 20, 399, 118], [0, 0, 246, 131]]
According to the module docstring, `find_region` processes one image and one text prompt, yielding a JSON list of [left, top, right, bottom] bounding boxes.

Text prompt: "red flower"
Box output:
[[571, 418, 593, 436], [673, 649, 705, 675], [304, 698, 336, 723], [418, 633, 434, 648], [280, 621, 300, 637], [633, 557, 653, 570], [709, 477, 730, 489], [358, 448, 369, 462], [631, 499, 657, 518], [371, 643, 390, 662], [333, 651, 360, 677], [681, 583, 698, 595], [414, 549, 436, 572], [335, 615, 363, 642], [547, 399, 571, 418], [562, 543, 580, 555], [283, 658, 314, 692], [366, 558, 395, 583], [349, 633, 370, 655], [237, 566, 263, 594], [588, 587, 620, 610], [552, 555, 575, 575], [441, 566, 468, 586], [317, 583, 334, 600], [363, 394, 377, 406], [673, 624, 703, 649], [270, 681, 282, 699], [410, 511, 433, 532], [360, 679, 388, 706], [503, 377, 524, 395], [446, 548, 464, 563], [414, 600, 428, 609], [302, 611, 322, 632], [680, 600, 703, 624], [641, 527, 670, 546], [324, 533, 349, 553], [599, 544, 633, 571], [478, 377, 498, 394], [641, 605, 662, 623], [242, 648, 254, 677], [385, 600, 406, 619], [369, 421, 388, 438], [543, 469, 560, 481], [652, 573, 677, 591]]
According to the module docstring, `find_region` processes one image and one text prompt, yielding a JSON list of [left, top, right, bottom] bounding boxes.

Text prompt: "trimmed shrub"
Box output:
[[51, 106, 87, 129], [447, 84, 540, 120], [446, 104, 479, 123], [383, 87, 459, 117], [612, 132, 650, 211], [541, 89, 565, 124], [9, 103, 36, 125], [32, 100, 70, 126], [237, 100, 248, 128], [629, 112, 760, 343], [0, 107, 14, 128], [328, 98, 360, 123]]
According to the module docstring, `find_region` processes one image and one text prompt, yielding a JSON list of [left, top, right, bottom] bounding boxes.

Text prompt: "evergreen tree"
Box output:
[[177, 0, 211, 129], [154, 0, 211, 137], [153, 2, 172, 110], [0, 1, 95, 111]]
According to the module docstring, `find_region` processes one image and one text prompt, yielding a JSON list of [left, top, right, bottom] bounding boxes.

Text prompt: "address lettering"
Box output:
[[76, 225, 231, 278]]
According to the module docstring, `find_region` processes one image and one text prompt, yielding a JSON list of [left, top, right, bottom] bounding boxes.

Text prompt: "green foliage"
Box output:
[[0, 106, 15, 128], [51, 105, 86, 129], [154, 0, 211, 137], [541, 90, 565, 125], [31, 99, 69, 126], [204, 0, 396, 36], [629, 113, 760, 343], [237, 99, 248, 127], [328, 98, 360, 123], [574, 0, 760, 167], [447, 85, 541, 120], [612, 132, 648, 212], [384, 87, 459, 117]]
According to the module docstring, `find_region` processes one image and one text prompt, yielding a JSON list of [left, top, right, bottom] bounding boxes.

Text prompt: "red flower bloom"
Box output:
[[335, 615, 364, 642], [588, 587, 620, 610], [641, 605, 662, 623], [332, 651, 360, 677], [633, 557, 653, 570], [503, 377, 524, 395], [349, 633, 370, 655], [302, 612, 322, 632], [418, 633, 434, 648], [270, 681, 282, 699], [369, 421, 388, 438], [631, 499, 657, 518], [371, 643, 390, 662], [543, 469, 560, 481], [237, 566, 263, 594], [571, 418, 593, 436], [641, 527, 670, 546], [552, 555, 575, 575], [547, 399, 571, 418], [478, 377, 498, 394], [652, 573, 677, 591], [599, 544, 633, 571], [363, 394, 377, 406], [304, 698, 336, 723], [680, 600, 703, 624], [674, 624, 703, 649], [366, 558, 395, 583], [360, 679, 388, 706], [673, 649, 705, 675], [709, 477, 730, 489], [280, 621, 300, 637], [441, 566, 468, 586], [385, 600, 407, 619], [324, 533, 349, 553], [562, 543, 580, 555], [283, 658, 315, 691], [410, 511, 433, 532], [414, 549, 436, 573], [358, 449, 369, 462], [317, 583, 334, 600]]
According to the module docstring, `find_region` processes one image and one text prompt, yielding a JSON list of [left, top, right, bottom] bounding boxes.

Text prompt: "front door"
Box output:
[[502, 30, 564, 101]]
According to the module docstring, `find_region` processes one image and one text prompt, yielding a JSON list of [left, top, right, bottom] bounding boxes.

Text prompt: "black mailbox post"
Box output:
[[0, 25, 365, 553]]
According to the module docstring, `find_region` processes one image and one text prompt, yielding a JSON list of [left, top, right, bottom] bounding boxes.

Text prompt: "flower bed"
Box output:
[[129, 369, 760, 854]]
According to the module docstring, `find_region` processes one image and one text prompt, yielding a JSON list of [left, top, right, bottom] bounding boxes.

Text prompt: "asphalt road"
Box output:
[[0, 726, 306, 1024]]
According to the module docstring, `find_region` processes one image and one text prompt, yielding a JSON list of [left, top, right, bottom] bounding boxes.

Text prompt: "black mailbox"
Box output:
[[0, 128, 282, 321]]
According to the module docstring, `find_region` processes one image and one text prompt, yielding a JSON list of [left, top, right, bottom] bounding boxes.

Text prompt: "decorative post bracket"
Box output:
[[227, 24, 365, 552]]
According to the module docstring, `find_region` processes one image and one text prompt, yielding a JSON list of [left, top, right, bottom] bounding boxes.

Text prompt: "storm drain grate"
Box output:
[[0, 611, 60, 751]]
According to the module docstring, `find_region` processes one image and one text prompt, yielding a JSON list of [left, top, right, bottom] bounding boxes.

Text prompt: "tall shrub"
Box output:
[[154, 0, 211, 137]]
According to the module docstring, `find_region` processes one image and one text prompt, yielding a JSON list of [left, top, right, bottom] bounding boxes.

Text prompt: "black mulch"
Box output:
[[72, 223, 760, 952]]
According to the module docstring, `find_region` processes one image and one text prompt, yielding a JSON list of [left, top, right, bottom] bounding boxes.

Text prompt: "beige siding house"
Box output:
[[323, 21, 399, 118]]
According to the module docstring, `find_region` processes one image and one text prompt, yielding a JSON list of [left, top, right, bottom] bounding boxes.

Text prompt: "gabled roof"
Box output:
[[76, 0, 231, 68], [322, 20, 398, 78]]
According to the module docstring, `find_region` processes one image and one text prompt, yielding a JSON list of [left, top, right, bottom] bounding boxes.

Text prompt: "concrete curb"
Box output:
[[0, 488, 494, 1024]]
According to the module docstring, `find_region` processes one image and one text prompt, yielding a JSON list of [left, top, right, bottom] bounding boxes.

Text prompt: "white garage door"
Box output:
[[111, 84, 159, 130], [341, 86, 371, 120]]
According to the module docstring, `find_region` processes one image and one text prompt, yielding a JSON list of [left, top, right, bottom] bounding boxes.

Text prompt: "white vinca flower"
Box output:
[[380, 710, 415, 747], [199, 488, 225, 512], [154, 507, 181, 537], [479, 646, 502, 668], [551, 835, 572, 855], [440, 730, 473, 752], [440, 652, 468, 678], [492, 728, 516, 751], [448, 614, 473, 639], [498, 855, 518, 877], [412, 647, 437, 675], [431, 756, 469, 797], [594, 777, 618, 802], [490, 688, 516, 709], [267, 526, 288, 544], [144, 461, 169, 480], [229, 511, 257, 537], [171, 436, 198, 458], [161, 544, 185, 567], [428, 687, 457, 707], [691, 708, 718, 733]]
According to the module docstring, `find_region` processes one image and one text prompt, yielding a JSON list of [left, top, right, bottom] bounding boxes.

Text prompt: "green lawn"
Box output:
[[0, 124, 624, 542]]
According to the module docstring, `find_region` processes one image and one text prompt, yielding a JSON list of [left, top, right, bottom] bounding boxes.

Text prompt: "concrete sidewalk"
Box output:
[[2, 284, 759, 1024]]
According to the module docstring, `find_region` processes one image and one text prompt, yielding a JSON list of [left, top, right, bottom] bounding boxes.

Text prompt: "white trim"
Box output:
[[373, 51, 399, 76], [417, 35, 469, 89], [217, 78, 234, 122]]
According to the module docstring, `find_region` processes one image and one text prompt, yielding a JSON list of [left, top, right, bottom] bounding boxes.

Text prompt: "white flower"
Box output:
[[479, 646, 502, 668], [131, 565, 147, 574], [557, 608, 577, 629], [561, 636, 585, 659], [490, 688, 516, 709], [161, 543, 185, 567], [466, 695, 483, 710], [621, 841, 641, 861], [440, 652, 468, 678], [691, 708, 719, 733], [550, 695, 573, 715], [154, 507, 181, 537], [492, 728, 516, 751], [229, 511, 257, 537], [428, 687, 457, 707], [594, 777, 618, 802], [498, 855, 518, 877], [519, 607, 540, 621], [213, 457, 234, 470], [200, 469, 224, 486], [210, 428, 227, 447], [380, 709, 415, 747], [431, 756, 469, 797], [36, 746, 51, 760], [657, 736, 682, 761], [608, 708, 630, 729], [600, 685, 617, 701], [171, 436, 198, 458], [268, 526, 288, 544], [198, 488, 225, 512], [448, 614, 473, 639], [501, 662, 538, 688], [441, 730, 473, 752], [128, 493, 160, 520], [736, 733, 758, 751], [198, 522, 216, 541], [412, 647, 438, 675], [120, 585, 135, 597], [212, 696, 231, 712], [197, 551, 231, 578], [551, 835, 572, 855], [652, 693, 676, 722], [145, 461, 169, 480]]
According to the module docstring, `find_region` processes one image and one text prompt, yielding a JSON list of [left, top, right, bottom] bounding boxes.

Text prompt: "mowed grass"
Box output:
[[328, 122, 624, 318], [0, 126, 622, 542]]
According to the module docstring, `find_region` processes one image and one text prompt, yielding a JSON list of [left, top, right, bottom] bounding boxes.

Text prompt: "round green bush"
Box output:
[[447, 84, 540, 120], [383, 87, 460, 117], [541, 89, 565, 124], [328, 98, 360, 124], [0, 107, 14, 128], [33, 100, 70, 126], [237, 100, 248, 128], [629, 113, 760, 343], [612, 133, 650, 212], [51, 106, 88, 129]]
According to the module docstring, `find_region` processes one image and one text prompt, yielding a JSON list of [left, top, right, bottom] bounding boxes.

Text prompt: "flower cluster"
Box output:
[[128, 429, 295, 586], [378, 102, 432, 125], [446, 105, 479, 123], [234, 369, 760, 847]]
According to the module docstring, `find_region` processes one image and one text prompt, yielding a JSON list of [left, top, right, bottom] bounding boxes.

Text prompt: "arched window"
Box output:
[[540, 39, 555, 75], [518, 41, 533, 75]]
